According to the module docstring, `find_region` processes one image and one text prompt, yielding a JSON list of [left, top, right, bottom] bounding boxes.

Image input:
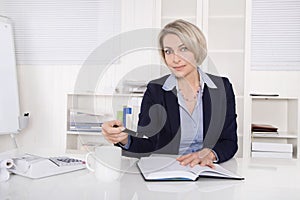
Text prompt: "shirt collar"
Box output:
[[162, 67, 217, 91]]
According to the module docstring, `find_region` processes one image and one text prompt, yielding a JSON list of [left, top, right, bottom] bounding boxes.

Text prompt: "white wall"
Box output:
[[0, 66, 81, 153], [250, 71, 300, 97]]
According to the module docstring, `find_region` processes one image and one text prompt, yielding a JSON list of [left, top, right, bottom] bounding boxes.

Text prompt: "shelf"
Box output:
[[252, 132, 297, 139], [251, 96, 298, 100], [67, 131, 102, 136], [251, 97, 299, 159], [209, 15, 244, 19], [208, 49, 244, 53], [161, 16, 196, 20]]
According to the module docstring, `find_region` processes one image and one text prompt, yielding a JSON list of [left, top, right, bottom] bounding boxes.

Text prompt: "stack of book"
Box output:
[[251, 123, 278, 136], [251, 142, 293, 158], [69, 110, 103, 132]]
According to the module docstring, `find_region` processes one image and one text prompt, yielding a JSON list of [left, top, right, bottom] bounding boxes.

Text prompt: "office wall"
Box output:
[[250, 71, 300, 97], [0, 66, 81, 153]]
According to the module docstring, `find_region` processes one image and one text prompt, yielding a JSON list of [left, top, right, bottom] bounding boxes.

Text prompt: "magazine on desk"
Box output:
[[137, 156, 244, 181]]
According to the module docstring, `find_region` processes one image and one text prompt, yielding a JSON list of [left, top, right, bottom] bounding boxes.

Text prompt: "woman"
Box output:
[[102, 19, 238, 168]]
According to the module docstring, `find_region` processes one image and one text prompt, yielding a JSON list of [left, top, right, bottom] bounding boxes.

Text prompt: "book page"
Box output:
[[138, 156, 243, 180], [196, 164, 242, 179], [138, 157, 198, 180], [138, 157, 189, 173]]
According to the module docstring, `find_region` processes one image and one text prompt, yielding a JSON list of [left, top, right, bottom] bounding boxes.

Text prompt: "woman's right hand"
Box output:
[[101, 120, 129, 145]]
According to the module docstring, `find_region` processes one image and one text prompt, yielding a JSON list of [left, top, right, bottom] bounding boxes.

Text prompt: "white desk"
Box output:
[[1, 157, 300, 200]]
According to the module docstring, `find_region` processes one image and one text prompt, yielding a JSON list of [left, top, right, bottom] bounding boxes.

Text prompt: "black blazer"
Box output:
[[123, 73, 238, 163]]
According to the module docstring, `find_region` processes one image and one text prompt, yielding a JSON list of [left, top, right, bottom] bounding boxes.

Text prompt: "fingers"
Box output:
[[177, 150, 215, 168], [176, 154, 190, 162], [101, 120, 128, 144], [199, 159, 215, 169], [177, 154, 195, 166], [102, 120, 123, 133], [107, 132, 128, 144]]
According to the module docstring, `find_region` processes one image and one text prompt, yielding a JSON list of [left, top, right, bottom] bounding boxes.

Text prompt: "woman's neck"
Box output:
[[177, 70, 200, 92]]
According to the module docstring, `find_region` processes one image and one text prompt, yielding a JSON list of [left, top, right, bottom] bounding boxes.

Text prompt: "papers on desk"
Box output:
[[137, 156, 244, 181]]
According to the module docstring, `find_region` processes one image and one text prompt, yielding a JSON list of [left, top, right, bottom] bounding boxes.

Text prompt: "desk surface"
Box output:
[[1, 156, 300, 200]]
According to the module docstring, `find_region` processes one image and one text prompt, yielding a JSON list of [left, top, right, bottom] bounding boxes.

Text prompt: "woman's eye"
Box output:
[[180, 47, 188, 52], [164, 49, 172, 55]]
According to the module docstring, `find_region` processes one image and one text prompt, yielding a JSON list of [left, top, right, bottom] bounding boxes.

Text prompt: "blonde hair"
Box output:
[[158, 19, 207, 65]]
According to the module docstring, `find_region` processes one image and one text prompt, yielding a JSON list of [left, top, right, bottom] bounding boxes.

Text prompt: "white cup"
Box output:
[[85, 146, 122, 182]]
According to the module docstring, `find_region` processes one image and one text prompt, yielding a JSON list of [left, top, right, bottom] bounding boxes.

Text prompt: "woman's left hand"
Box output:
[[176, 148, 216, 168]]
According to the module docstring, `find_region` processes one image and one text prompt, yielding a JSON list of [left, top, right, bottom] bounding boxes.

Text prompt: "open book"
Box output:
[[137, 156, 244, 181]]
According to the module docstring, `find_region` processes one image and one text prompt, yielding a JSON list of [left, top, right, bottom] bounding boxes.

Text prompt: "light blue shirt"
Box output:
[[162, 67, 217, 155]]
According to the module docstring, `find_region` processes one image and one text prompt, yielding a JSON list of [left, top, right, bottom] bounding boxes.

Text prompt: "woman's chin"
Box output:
[[172, 71, 186, 78]]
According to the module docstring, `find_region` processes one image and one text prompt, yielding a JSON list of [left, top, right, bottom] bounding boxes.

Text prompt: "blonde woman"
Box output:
[[102, 19, 238, 168]]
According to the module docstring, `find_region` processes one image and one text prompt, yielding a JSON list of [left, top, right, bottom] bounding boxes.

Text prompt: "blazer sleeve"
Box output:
[[212, 78, 238, 163]]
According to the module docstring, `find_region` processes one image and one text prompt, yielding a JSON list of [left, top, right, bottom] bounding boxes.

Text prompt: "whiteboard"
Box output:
[[0, 16, 20, 134]]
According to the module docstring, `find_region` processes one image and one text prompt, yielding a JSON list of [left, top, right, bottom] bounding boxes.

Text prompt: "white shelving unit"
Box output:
[[160, 0, 200, 27], [202, 0, 246, 158], [250, 97, 299, 158], [66, 93, 143, 153]]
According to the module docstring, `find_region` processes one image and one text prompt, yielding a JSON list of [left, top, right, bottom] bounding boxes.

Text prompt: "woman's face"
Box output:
[[162, 34, 197, 78]]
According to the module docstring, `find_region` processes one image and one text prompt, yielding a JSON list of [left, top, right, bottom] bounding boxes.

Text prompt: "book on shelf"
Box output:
[[123, 80, 147, 94], [252, 131, 278, 137], [250, 93, 279, 97], [69, 122, 102, 127], [123, 106, 132, 129], [137, 156, 244, 181], [251, 151, 292, 159], [69, 122, 102, 132], [251, 124, 278, 132], [116, 104, 140, 131], [251, 142, 293, 153], [70, 113, 103, 124], [69, 110, 106, 132], [69, 127, 102, 132]]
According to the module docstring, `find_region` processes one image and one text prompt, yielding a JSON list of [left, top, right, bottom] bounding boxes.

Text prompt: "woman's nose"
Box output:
[[173, 53, 181, 64]]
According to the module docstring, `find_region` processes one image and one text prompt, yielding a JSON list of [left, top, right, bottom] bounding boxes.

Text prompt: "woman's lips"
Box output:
[[173, 65, 186, 71]]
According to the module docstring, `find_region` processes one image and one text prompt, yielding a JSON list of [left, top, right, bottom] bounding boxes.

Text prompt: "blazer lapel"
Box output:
[[164, 88, 180, 137], [202, 84, 212, 138], [162, 88, 181, 153]]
